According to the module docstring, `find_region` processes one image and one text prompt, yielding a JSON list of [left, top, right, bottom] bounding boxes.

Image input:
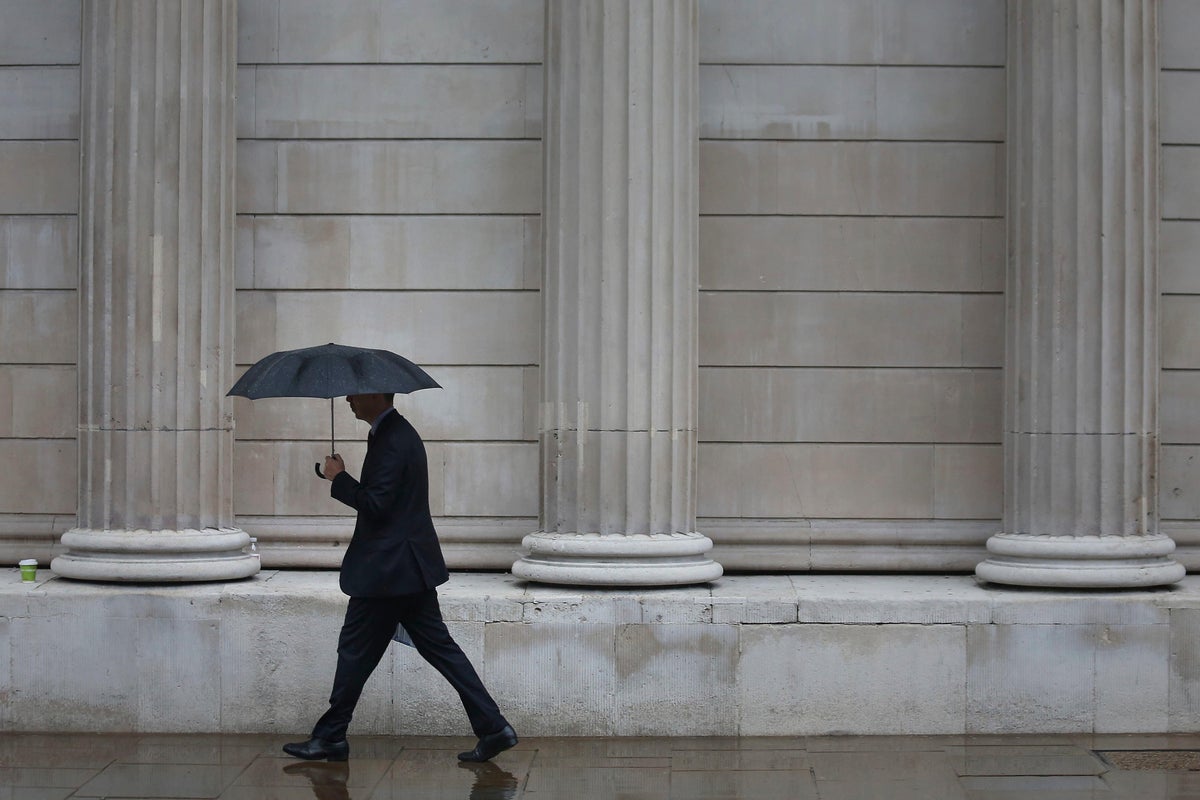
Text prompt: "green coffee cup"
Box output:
[[19, 559, 37, 582]]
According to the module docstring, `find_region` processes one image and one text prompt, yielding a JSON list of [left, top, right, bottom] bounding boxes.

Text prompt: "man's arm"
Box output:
[[329, 440, 407, 519]]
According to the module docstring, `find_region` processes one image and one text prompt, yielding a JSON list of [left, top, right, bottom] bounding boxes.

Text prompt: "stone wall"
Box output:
[[1161, 0, 1200, 566], [0, 0, 81, 562], [3, 0, 1200, 574], [695, 0, 1006, 570]]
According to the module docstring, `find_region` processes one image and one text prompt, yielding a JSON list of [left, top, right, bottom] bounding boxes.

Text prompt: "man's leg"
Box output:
[[311, 596, 399, 742], [398, 589, 507, 737]]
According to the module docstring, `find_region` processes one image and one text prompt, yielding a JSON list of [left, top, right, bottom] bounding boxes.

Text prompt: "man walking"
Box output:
[[283, 392, 518, 762]]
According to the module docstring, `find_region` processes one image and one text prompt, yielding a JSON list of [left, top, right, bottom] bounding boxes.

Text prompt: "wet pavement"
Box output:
[[2, 732, 1200, 799]]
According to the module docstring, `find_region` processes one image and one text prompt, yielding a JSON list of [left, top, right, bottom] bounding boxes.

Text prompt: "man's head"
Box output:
[[346, 393, 395, 423]]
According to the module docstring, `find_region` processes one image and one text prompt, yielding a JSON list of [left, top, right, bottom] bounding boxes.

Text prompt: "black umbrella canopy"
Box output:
[[228, 344, 441, 478], [227, 343, 440, 400]]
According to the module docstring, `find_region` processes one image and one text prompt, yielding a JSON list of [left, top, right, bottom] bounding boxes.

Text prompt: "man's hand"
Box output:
[[324, 453, 345, 481]]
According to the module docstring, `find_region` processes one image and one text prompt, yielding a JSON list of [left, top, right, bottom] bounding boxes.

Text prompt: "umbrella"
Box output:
[[227, 342, 440, 477]]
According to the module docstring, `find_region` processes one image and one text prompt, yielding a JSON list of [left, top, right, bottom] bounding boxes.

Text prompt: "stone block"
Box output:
[[876, 67, 1005, 141], [393, 620, 485, 735], [699, 292, 979, 367], [966, 624, 1095, 734], [0, 615, 7, 729], [217, 587, 361, 733], [243, 215, 534, 290], [737, 624, 966, 735], [0, 439, 74, 515], [0, 142, 78, 214], [235, 142, 277, 213], [989, 591, 1169, 626], [960, 294, 1005, 367], [1, 215, 77, 290], [484, 622, 616, 735], [710, 575, 797, 623], [1164, 296, 1200, 369], [1162, 71, 1200, 146], [699, 367, 1000, 444], [700, 141, 1002, 216], [1163, 146, 1200, 220], [238, 0, 278, 63], [0, 0, 81, 65], [1159, 445, 1200, 520], [1170, 608, 1200, 732], [0, 66, 78, 139], [0, 365, 74, 438], [614, 623, 738, 735], [234, 290, 540, 366], [234, 216, 253, 290], [1162, 221, 1200, 295], [698, 0, 1004, 66], [137, 618, 220, 731], [1094, 624, 1170, 733], [255, 0, 542, 63], [699, 216, 1004, 293], [1162, 0, 1200, 70], [441, 442, 538, 517], [239, 141, 541, 214], [932, 444, 1001, 519], [700, 65, 875, 140], [795, 575, 992, 624], [1162, 370, 1200, 444], [249, 65, 533, 139], [10, 613, 140, 731], [235, 67, 255, 139], [698, 443, 934, 518]]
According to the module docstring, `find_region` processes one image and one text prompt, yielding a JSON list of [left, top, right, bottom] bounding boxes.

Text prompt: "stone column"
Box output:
[[511, 0, 721, 585], [51, 0, 258, 582], [976, 0, 1184, 588]]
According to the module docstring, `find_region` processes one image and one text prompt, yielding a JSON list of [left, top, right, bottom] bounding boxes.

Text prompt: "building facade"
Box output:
[[4, 0, 1200, 584]]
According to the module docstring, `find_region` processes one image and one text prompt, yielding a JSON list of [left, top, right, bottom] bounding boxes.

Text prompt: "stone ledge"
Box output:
[[1, 571, 1197, 736]]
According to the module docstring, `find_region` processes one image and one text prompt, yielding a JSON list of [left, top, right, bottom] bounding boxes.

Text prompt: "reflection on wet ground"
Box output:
[[3, 732, 1200, 798]]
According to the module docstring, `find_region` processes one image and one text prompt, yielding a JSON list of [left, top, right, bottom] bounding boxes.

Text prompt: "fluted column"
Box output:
[[512, 0, 721, 585], [52, 0, 258, 582], [976, 0, 1183, 587]]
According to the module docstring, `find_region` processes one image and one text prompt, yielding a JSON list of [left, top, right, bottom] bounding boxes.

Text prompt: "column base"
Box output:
[[511, 531, 723, 586], [976, 532, 1185, 588], [51, 528, 260, 583]]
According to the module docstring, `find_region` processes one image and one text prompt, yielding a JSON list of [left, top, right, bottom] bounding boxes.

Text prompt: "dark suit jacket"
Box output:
[[331, 410, 450, 597]]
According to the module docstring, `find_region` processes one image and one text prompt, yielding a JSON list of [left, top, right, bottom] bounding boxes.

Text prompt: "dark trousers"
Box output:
[[311, 590, 506, 742]]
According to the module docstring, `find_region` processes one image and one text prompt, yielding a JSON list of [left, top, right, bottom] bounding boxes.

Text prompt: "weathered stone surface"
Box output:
[[933, 444, 1002, 520], [0, 366, 74, 438], [699, 217, 1004, 292], [699, 65, 1003, 141], [1164, 147, 1200, 220], [699, 368, 1000, 444], [1162, 0, 1200, 69], [700, 141, 1002, 216], [1162, 221, 1200, 294], [0, 0, 81, 65], [0, 216, 77, 290], [237, 140, 541, 214], [967, 624, 1097, 733], [238, 0, 543, 64], [698, 0, 1005, 66], [0, 67, 78, 139], [738, 623, 967, 735], [235, 290, 540, 365], [1094, 623, 1170, 733], [0, 142, 78, 214], [700, 293, 1002, 367], [244, 65, 538, 139], [0, 439, 74, 515], [240, 215, 537, 290]]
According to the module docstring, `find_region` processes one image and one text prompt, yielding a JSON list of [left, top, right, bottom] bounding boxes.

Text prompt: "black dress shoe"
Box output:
[[457, 724, 519, 762], [282, 736, 349, 762]]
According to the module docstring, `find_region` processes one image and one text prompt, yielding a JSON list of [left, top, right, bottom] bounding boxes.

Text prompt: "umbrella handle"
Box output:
[[315, 462, 325, 479]]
